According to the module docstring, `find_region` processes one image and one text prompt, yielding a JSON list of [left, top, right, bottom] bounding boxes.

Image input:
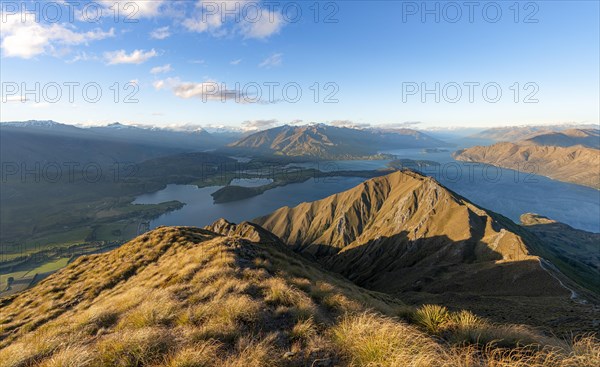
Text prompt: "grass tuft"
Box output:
[[96, 327, 174, 366], [412, 304, 449, 334]]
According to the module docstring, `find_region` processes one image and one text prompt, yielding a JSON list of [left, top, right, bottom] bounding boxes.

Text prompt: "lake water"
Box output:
[[134, 148, 600, 233], [134, 177, 367, 228]]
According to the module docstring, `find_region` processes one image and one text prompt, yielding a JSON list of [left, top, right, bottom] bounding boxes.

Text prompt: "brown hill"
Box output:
[[0, 225, 408, 366], [226, 124, 445, 159], [521, 213, 600, 297], [454, 143, 600, 188], [523, 128, 600, 148], [469, 124, 599, 143], [255, 171, 596, 329], [1, 224, 598, 366]]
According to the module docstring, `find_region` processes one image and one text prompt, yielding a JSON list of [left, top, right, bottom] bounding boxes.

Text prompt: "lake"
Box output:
[[134, 177, 367, 228], [134, 148, 600, 233]]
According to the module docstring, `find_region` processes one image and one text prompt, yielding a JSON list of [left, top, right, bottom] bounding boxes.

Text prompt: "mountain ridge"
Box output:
[[454, 142, 600, 189], [469, 124, 599, 142], [226, 124, 447, 159], [522, 128, 600, 148], [254, 170, 596, 329], [0, 120, 236, 153]]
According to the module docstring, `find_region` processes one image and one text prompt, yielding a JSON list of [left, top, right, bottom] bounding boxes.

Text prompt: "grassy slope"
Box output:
[[0, 225, 598, 367], [254, 170, 598, 333]]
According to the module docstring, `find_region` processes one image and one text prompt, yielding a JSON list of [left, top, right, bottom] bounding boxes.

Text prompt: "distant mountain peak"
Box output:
[[106, 122, 133, 129], [226, 124, 447, 158]]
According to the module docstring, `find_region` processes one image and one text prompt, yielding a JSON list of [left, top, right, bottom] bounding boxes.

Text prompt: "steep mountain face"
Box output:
[[523, 128, 600, 148], [254, 171, 600, 329], [255, 171, 565, 295], [453, 143, 600, 189], [226, 124, 446, 159]]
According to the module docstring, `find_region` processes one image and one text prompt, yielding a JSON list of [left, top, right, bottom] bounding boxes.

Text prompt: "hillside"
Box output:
[[453, 143, 600, 189], [226, 124, 446, 159], [523, 128, 600, 148], [469, 124, 599, 142], [0, 225, 397, 366], [255, 171, 596, 329], [521, 213, 600, 297], [1, 224, 598, 366]]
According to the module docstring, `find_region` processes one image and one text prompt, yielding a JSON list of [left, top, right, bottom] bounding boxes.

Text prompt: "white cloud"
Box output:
[[377, 121, 423, 129], [153, 80, 166, 90], [329, 120, 371, 129], [239, 8, 284, 39], [0, 13, 114, 59], [150, 26, 171, 40], [99, 1, 166, 18], [258, 53, 282, 68], [183, 0, 223, 34], [104, 49, 158, 65], [230, 59, 242, 65], [241, 119, 278, 131], [183, 1, 284, 39], [67, 51, 100, 63], [150, 64, 173, 74], [153, 77, 271, 104], [153, 78, 232, 101]]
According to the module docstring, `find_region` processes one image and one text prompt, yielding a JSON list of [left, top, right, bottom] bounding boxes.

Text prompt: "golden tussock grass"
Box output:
[[95, 327, 174, 366], [0, 227, 598, 367], [332, 312, 445, 367], [165, 340, 221, 367]]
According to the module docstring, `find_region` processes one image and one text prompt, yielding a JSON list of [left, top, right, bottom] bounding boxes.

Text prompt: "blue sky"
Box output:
[[1, 0, 598, 130]]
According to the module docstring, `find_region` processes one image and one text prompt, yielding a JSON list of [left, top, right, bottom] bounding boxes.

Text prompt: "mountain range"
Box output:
[[522, 128, 600, 149], [0, 122, 181, 167], [0, 121, 237, 166], [1, 121, 451, 166], [454, 130, 600, 189], [469, 124, 600, 143], [225, 124, 448, 159]]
